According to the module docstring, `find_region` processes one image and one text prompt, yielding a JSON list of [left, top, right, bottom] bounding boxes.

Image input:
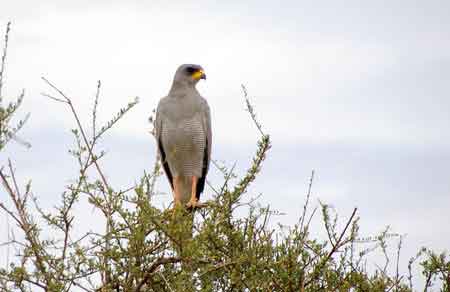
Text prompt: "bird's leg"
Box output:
[[186, 176, 199, 209], [173, 176, 182, 207]]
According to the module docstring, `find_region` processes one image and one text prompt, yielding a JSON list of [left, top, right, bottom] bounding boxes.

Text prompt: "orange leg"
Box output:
[[186, 176, 199, 208], [173, 176, 182, 207]]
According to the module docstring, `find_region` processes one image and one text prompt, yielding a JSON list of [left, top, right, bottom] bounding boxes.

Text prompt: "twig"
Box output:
[[8, 159, 24, 204], [135, 257, 182, 292], [0, 165, 53, 287], [0, 21, 11, 101], [92, 80, 101, 140], [241, 84, 265, 136], [395, 235, 404, 291], [220, 162, 236, 196], [41, 76, 114, 286], [0, 202, 21, 227], [206, 179, 220, 196], [5, 209, 11, 271], [41, 92, 67, 104], [304, 207, 358, 287], [41, 77, 111, 192], [299, 169, 315, 232]]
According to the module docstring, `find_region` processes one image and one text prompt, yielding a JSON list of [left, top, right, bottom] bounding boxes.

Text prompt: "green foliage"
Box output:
[[1, 22, 449, 292], [0, 22, 30, 151]]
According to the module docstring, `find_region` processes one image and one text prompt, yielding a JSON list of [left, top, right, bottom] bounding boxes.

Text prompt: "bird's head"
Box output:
[[172, 64, 206, 88]]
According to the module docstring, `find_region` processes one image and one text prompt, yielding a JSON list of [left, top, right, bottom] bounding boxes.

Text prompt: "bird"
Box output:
[[155, 64, 211, 209]]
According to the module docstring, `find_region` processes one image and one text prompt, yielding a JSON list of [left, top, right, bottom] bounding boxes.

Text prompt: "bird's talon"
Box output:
[[186, 199, 199, 209]]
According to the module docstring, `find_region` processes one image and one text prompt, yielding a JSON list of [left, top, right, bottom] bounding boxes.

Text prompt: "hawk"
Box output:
[[155, 64, 211, 209]]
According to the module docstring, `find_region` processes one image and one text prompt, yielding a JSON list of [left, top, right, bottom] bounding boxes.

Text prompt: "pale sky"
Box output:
[[1, 0, 449, 289]]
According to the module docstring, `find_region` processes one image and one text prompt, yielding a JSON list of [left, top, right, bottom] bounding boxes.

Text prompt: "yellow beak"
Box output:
[[192, 69, 206, 80]]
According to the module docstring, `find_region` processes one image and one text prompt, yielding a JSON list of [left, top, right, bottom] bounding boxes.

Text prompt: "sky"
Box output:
[[1, 0, 450, 289]]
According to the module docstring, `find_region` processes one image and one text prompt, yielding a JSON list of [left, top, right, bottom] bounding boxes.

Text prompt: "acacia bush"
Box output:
[[0, 22, 449, 292]]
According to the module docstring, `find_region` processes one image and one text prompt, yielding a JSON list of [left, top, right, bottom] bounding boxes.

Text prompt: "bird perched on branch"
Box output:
[[155, 64, 211, 209]]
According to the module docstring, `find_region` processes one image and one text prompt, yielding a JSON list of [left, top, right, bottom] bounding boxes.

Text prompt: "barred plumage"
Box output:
[[161, 113, 206, 177]]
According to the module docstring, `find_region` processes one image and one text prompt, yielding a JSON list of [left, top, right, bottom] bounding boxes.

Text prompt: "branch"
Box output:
[[135, 257, 182, 292], [41, 77, 111, 192], [241, 84, 265, 136], [0, 21, 11, 100], [299, 169, 315, 238], [304, 207, 358, 287]]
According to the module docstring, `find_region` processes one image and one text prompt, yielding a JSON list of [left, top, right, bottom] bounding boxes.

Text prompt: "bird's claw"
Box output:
[[186, 199, 199, 209]]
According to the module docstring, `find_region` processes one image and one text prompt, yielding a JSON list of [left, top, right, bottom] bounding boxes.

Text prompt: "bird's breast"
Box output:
[[162, 115, 204, 148]]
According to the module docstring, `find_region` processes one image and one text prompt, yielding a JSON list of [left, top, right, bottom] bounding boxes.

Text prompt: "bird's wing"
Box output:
[[196, 99, 212, 199], [155, 100, 174, 190]]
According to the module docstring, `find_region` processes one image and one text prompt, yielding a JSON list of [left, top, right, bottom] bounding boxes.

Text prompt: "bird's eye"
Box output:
[[185, 67, 197, 74]]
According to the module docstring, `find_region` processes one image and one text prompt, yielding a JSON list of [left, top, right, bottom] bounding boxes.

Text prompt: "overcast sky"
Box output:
[[1, 0, 450, 289]]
